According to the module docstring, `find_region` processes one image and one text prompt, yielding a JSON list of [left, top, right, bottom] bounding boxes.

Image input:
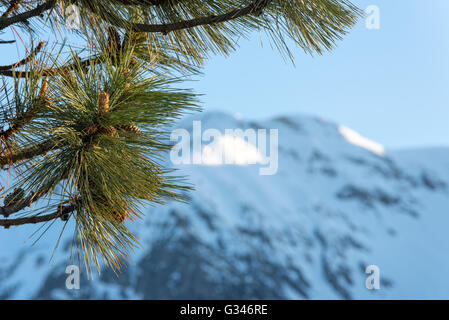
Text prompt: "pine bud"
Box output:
[[37, 78, 53, 106], [39, 79, 48, 98], [101, 125, 118, 137], [86, 124, 98, 135], [99, 92, 109, 114], [107, 27, 121, 62], [130, 57, 138, 66], [112, 210, 128, 224], [4, 0, 20, 17], [11, 0, 20, 12], [123, 69, 132, 91]]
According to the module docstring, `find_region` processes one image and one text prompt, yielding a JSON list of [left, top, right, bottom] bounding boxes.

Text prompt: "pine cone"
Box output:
[[120, 124, 141, 135], [85, 188, 127, 224], [4, 188, 25, 207]]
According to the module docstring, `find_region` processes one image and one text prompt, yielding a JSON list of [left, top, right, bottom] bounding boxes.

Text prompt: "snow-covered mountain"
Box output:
[[1, 111, 448, 299]]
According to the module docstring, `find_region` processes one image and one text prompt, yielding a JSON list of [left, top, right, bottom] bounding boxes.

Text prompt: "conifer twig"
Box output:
[[0, 78, 49, 141], [0, 202, 77, 228], [0, 54, 102, 78], [0, 171, 70, 218], [0, 139, 61, 168], [0, 0, 56, 31], [127, 0, 272, 34], [0, 41, 45, 71]]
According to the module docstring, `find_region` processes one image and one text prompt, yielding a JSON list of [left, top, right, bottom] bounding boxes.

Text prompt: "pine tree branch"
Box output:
[[0, 139, 60, 168], [0, 90, 129, 170], [0, 170, 70, 218], [0, 110, 37, 141], [0, 54, 101, 78], [0, 79, 49, 141], [0, 202, 76, 228], [127, 0, 271, 34], [0, 0, 56, 31], [0, 102, 45, 141], [0, 108, 121, 168], [0, 41, 45, 71]]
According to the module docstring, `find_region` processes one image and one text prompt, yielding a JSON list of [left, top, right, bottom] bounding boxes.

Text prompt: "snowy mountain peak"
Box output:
[[1, 111, 448, 299]]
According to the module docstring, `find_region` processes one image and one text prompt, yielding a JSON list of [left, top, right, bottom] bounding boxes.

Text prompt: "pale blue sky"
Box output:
[[1, 1, 447, 149], [188, 0, 449, 150]]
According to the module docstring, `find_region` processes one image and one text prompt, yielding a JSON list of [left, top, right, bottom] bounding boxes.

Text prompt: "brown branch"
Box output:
[[0, 139, 60, 168], [0, 39, 15, 44], [0, 102, 43, 140], [0, 41, 45, 71], [0, 54, 102, 78], [0, 0, 56, 31], [0, 79, 49, 141], [0, 169, 70, 218], [0, 108, 38, 140], [128, 0, 271, 34], [0, 202, 76, 228]]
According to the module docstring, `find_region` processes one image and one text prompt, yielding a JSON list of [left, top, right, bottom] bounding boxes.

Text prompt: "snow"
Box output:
[[199, 134, 264, 165], [338, 125, 385, 156]]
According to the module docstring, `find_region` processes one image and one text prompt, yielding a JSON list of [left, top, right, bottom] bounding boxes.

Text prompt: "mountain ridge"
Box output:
[[0, 111, 448, 299]]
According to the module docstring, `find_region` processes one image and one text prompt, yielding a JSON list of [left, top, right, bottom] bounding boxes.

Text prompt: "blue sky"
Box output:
[[1, 1, 447, 149], [187, 0, 449, 150]]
